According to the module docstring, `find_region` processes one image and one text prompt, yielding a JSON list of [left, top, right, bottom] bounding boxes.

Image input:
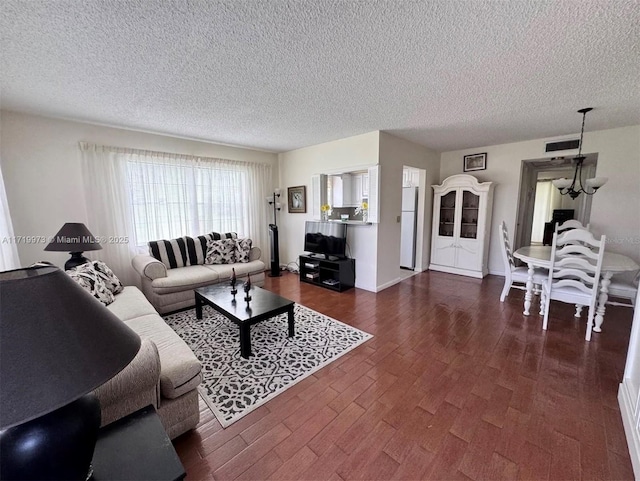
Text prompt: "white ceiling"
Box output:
[[2, 0, 639, 153]]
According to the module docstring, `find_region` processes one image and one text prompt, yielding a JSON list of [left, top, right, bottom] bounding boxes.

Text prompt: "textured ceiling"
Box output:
[[1, 0, 639, 153]]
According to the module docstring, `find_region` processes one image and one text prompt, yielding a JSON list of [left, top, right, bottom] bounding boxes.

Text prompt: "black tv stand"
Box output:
[[305, 253, 341, 261], [299, 255, 355, 292]]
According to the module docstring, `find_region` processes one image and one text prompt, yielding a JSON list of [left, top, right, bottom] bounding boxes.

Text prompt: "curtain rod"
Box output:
[[78, 141, 271, 169]]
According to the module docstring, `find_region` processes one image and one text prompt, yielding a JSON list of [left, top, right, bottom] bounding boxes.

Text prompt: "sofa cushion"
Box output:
[[235, 238, 253, 263], [151, 265, 221, 295], [205, 238, 236, 265], [107, 286, 158, 322], [124, 314, 202, 399], [204, 260, 266, 280]]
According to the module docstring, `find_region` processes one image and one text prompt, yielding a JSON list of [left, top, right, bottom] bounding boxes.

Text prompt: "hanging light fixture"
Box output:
[[552, 108, 607, 199]]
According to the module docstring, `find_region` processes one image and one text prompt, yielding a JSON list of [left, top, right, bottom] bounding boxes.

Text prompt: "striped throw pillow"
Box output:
[[148, 232, 237, 269]]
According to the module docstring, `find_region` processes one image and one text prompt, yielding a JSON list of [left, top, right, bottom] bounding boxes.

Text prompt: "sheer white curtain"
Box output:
[[80, 143, 271, 283], [80, 143, 138, 285], [531, 180, 562, 243], [0, 163, 21, 271], [244, 161, 271, 257]]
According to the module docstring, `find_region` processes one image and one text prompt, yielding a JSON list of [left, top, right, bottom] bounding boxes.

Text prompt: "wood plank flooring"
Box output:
[[173, 271, 634, 480]]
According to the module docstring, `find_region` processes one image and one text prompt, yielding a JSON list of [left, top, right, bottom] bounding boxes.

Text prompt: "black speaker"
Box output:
[[268, 224, 281, 277]]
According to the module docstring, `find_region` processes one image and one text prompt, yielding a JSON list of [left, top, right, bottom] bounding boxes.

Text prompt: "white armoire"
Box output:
[[618, 288, 640, 478], [429, 174, 495, 278]]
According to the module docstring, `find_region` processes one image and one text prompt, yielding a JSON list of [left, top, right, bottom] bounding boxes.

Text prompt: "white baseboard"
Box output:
[[488, 268, 506, 277], [375, 277, 403, 292], [354, 281, 376, 293], [618, 381, 640, 480], [428, 264, 485, 279]]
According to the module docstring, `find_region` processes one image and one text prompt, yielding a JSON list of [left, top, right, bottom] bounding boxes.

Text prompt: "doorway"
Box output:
[[514, 154, 597, 251]]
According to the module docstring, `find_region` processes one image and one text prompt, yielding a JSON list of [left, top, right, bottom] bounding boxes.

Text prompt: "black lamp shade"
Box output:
[[0, 266, 141, 429], [44, 222, 103, 253]]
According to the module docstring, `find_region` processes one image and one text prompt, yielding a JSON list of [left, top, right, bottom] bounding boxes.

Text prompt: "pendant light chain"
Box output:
[[577, 108, 587, 158], [551, 108, 607, 198]]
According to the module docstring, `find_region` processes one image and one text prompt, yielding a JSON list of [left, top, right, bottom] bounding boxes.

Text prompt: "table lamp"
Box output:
[[44, 222, 103, 270], [0, 266, 141, 480]]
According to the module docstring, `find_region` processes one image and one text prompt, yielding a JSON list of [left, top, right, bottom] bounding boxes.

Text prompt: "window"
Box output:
[[126, 156, 251, 246], [80, 142, 271, 283]]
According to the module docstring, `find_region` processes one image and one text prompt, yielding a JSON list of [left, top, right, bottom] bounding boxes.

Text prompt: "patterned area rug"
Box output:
[[164, 304, 372, 427]]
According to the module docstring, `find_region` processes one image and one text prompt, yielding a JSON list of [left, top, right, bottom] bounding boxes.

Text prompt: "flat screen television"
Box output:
[[304, 221, 347, 259]]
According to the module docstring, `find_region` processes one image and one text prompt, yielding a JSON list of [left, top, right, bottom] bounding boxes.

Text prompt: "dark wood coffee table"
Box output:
[[194, 284, 295, 359]]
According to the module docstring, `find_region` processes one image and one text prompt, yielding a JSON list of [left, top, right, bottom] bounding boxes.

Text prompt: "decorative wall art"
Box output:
[[287, 186, 306, 213], [463, 152, 487, 172]]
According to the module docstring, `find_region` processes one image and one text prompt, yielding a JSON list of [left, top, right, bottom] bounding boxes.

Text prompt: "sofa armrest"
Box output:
[[92, 338, 161, 408], [132, 254, 167, 280], [93, 338, 161, 427], [249, 246, 261, 262]]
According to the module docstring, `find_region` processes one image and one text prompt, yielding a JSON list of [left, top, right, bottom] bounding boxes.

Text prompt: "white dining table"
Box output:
[[513, 245, 639, 332]]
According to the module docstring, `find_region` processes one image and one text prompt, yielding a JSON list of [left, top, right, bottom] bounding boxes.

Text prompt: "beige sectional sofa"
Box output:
[[92, 286, 202, 439], [132, 246, 266, 314]]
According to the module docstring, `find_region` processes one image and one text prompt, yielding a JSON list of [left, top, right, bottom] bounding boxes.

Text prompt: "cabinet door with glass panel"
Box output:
[[438, 191, 457, 237], [460, 190, 480, 239], [432, 189, 458, 268]]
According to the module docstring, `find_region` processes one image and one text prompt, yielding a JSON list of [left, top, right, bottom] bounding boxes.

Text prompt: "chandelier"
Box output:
[[551, 108, 607, 199]]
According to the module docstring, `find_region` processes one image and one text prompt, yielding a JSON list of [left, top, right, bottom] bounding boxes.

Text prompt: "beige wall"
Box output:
[[6, 109, 634, 287], [440, 125, 640, 275], [377, 132, 440, 289], [0, 110, 278, 267], [277, 132, 380, 291], [277, 131, 439, 292]]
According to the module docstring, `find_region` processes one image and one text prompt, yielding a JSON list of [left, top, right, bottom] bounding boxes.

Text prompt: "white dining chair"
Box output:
[[606, 271, 639, 308], [557, 219, 591, 232], [555, 220, 592, 317], [542, 228, 606, 341], [499, 221, 547, 303]]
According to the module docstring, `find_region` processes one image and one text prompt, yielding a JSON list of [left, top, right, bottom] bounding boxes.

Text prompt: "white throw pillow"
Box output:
[[67, 264, 115, 305], [91, 260, 124, 294], [235, 238, 252, 263], [205, 238, 236, 265]]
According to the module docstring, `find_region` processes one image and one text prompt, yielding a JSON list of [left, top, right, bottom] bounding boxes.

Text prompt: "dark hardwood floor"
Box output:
[[173, 271, 634, 480]]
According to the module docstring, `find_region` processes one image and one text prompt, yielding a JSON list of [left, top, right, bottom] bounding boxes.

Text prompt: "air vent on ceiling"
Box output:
[[545, 138, 580, 153]]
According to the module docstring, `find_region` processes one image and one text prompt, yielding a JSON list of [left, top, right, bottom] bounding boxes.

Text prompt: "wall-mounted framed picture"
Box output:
[[463, 152, 487, 172], [287, 185, 307, 213]]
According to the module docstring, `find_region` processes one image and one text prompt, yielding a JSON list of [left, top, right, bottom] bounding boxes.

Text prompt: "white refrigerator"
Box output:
[[400, 187, 418, 269]]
